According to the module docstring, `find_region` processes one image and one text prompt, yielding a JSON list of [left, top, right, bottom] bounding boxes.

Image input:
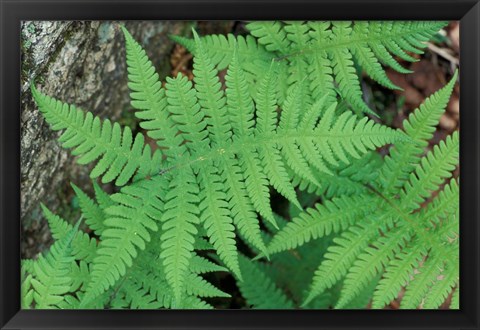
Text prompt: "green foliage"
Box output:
[[32, 86, 161, 186], [27, 219, 80, 308], [267, 72, 459, 309], [236, 255, 295, 309], [173, 21, 447, 114], [24, 21, 458, 310]]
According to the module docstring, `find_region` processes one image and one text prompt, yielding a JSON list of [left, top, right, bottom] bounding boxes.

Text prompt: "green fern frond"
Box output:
[[336, 225, 412, 308], [176, 21, 446, 114], [71, 183, 107, 236], [160, 168, 200, 305], [371, 243, 426, 309], [81, 176, 165, 306], [22, 259, 36, 274], [237, 255, 294, 309], [131, 249, 224, 309], [423, 261, 458, 309], [30, 22, 458, 311], [435, 215, 459, 244], [185, 273, 231, 298], [284, 23, 312, 93], [192, 29, 231, 145], [30, 220, 80, 308], [116, 255, 227, 308], [166, 75, 208, 154], [189, 254, 228, 274], [219, 155, 267, 256], [314, 104, 406, 164], [295, 75, 459, 309], [303, 223, 378, 306], [292, 151, 382, 198], [122, 281, 162, 309], [170, 33, 273, 73], [69, 260, 91, 292], [193, 236, 215, 251], [31, 84, 160, 186], [125, 273, 172, 309], [41, 205, 97, 263], [259, 145, 301, 209], [123, 27, 184, 160], [306, 22, 336, 105], [340, 273, 382, 309], [380, 71, 457, 192], [21, 264, 34, 308], [239, 148, 277, 227], [198, 166, 241, 279], [267, 194, 375, 255], [93, 181, 115, 212], [417, 178, 459, 228], [254, 61, 278, 135], [247, 21, 291, 53], [225, 46, 255, 138], [400, 254, 444, 309], [400, 131, 459, 211]]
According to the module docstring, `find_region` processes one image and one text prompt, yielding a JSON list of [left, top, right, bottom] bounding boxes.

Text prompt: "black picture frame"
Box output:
[[1, 0, 479, 329]]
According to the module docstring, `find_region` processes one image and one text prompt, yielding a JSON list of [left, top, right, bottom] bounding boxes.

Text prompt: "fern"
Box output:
[[267, 72, 459, 309], [81, 176, 166, 306], [236, 255, 295, 309], [267, 194, 376, 255], [21, 263, 34, 308], [25, 21, 457, 310], [30, 219, 81, 308], [30, 25, 404, 308], [173, 21, 446, 114], [379, 74, 456, 192], [32, 85, 162, 186], [71, 182, 110, 236]]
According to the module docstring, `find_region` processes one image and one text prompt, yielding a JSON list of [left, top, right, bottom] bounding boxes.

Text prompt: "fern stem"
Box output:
[[273, 23, 443, 61]]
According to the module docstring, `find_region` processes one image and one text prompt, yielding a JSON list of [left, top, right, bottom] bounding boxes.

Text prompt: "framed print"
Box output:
[[1, 0, 479, 329]]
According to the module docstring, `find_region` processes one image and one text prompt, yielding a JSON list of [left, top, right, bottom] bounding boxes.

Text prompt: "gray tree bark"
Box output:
[[20, 21, 232, 258]]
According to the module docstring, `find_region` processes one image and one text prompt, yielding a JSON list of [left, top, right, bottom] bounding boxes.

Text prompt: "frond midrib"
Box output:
[[151, 129, 402, 178], [280, 24, 440, 59]]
